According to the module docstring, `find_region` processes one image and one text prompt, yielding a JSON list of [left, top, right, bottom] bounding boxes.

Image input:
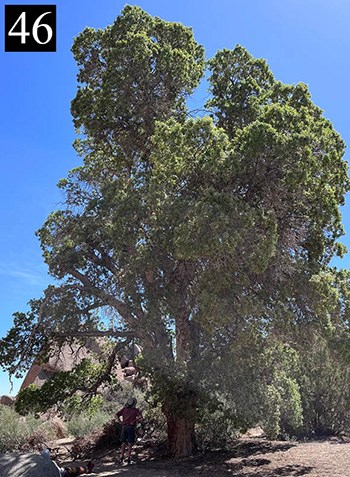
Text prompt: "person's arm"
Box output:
[[116, 408, 124, 423]]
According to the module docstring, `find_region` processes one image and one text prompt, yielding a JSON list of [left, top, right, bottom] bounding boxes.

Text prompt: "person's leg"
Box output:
[[127, 442, 133, 459], [86, 461, 94, 473], [120, 442, 126, 461], [126, 426, 136, 464], [118, 425, 127, 463]]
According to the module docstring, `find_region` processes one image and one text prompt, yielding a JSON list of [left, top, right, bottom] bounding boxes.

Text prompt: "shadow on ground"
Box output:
[[239, 463, 314, 477], [92, 439, 315, 476], [1, 440, 315, 477]]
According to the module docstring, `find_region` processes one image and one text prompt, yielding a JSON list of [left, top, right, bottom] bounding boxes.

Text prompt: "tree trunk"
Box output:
[[167, 284, 198, 457], [165, 410, 196, 457], [176, 312, 193, 365]]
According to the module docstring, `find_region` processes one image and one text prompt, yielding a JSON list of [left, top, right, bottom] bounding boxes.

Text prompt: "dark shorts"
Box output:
[[121, 425, 136, 444]]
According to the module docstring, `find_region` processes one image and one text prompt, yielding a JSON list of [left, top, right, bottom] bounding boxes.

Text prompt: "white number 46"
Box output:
[[8, 12, 53, 45]]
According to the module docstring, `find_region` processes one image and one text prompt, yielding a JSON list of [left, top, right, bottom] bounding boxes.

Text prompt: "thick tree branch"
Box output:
[[52, 330, 132, 338], [83, 339, 132, 395], [68, 268, 140, 323]]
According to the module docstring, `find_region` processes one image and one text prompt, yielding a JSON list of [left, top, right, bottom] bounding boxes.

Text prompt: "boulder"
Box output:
[[241, 426, 266, 438], [123, 366, 137, 377], [19, 339, 103, 392], [0, 453, 59, 477], [0, 395, 15, 406], [18, 338, 143, 395], [49, 416, 68, 439]]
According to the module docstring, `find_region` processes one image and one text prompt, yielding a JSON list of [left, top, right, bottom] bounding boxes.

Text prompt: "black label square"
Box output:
[[5, 5, 56, 52]]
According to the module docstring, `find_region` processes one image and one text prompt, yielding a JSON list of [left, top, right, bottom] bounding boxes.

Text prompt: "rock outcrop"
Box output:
[[19, 339, 102, 392], [0, 339, 144, 404], [0, 395, 15, 406]]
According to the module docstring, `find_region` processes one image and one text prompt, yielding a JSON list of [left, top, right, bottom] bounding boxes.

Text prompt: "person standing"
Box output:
[[116, 397, 143, 465]]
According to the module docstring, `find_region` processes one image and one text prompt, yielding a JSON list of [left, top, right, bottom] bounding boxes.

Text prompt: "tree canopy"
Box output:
[[1, 5, 349, 457]]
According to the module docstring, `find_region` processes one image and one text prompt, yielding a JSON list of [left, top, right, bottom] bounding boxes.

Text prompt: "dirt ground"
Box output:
[[61, 438, 350, 477]]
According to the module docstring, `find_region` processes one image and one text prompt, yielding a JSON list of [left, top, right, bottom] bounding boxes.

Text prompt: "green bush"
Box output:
[[61, 394, 105, 420], [196, 394, 241, 451], [0, 405, 53, 452], [15, 359, 107, 416], [66, 410, 112, 438], [297, 335, 350, 437], [103, 382, 146, 412], [15, 384, 42, 415], [71, 419, 122, 458]]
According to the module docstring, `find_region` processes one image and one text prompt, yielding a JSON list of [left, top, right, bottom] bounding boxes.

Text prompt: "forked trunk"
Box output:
[[166, 411, 196, 457]]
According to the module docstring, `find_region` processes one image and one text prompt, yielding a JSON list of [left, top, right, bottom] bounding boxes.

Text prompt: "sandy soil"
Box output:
[[2, 438, 349, 477], [64, 438, 350, 477]]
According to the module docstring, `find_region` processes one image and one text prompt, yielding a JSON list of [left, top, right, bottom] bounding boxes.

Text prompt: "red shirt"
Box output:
[[116, 407, 142, 426]]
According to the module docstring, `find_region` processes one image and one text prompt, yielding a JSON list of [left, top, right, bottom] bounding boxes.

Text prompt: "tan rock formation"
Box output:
[[0, 395, 15, 406], [0, 339, 143, 405], [19, 339, 102, 392]]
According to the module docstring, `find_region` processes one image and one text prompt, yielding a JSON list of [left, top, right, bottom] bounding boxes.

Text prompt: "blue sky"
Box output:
[[0, 0, 349, 396]]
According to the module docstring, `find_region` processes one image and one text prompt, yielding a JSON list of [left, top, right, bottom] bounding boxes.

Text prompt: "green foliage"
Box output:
[[1, 6, 349, 456], [195, 394, 241, 450], [0, 406, 53, 452], [15, 359, 106, 416], [61, 394, 104, 419], [297, 334, 350, 437], [263, 385, 282, 439], [15, 384, 42, 415], [71, 4, 205, 162], [207, 46, 348, 268], [66, 410, 111, 438], [276, 373, 303, 436], [198, 329, 303, 440], [264, 344, 303, 438]]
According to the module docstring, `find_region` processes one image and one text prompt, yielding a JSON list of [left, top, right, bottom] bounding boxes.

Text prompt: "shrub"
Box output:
[[196, 400, 240, 451], [66, 410, 112, 438], [18, 430, 50, 453], [140, 400, 167, 441], [71, 419, 122, 458], [297, 335, 350, 437], [61, 394, 105, 420], [49, 416, 68, 438], [0, 405, 54, 452]]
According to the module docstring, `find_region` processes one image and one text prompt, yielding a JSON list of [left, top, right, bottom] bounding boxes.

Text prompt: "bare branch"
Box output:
[[83, 338, 132, 395], [68, 268, 143, 322]]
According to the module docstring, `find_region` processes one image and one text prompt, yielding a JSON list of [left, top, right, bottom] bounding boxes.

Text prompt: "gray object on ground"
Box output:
[[0, 453, 60, 477]]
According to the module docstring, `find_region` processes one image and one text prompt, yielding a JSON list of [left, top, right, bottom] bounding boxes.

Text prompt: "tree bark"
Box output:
[[165, 410, 196, 457], [176, 312, 193, 365], [165, 293, 198, 457]]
